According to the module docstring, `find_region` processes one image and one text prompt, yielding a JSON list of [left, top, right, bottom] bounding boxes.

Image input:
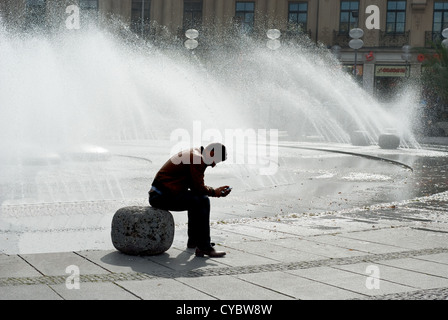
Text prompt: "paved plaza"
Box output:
[[1, 141, 448, 301]]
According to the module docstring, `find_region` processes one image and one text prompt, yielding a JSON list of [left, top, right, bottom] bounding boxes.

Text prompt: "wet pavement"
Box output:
[[1, 139, 448, 301], [3, 140, 446, 254]]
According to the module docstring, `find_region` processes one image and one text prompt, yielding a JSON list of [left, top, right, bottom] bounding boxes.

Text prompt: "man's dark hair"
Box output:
[[204, 143, 227, 163]]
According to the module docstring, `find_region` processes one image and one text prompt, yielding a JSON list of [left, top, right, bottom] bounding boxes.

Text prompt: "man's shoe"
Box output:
[[195, 247, 226, 258]]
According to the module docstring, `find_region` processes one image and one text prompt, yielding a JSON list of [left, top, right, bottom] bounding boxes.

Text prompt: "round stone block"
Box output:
[[350, 131, 370, 146], [378, 133, 400, 149], [111, 206, 174, 255]]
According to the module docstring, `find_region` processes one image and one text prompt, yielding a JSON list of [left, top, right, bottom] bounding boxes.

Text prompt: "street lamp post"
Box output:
[[266, 29, 281, 124], [442, 28, 448, 48], [184, 29, 199, 52], [266, 29, 281, 50], [349, 28, 364, 81], [141, 0, 145, 37], [401, 44, 411, 78]]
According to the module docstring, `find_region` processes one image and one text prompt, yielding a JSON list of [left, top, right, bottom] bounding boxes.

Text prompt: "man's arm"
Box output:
[[189, 163, 217, 196], [189, 164, 232, 197]]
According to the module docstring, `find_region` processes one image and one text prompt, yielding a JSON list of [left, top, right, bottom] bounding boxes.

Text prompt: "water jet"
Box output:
[[0, 19, 429, 254]]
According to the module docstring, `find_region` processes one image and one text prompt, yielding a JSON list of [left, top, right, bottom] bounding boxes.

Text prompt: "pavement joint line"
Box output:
[[358, 286, 448, 300], [229, 275, 299, 300], [173, 278, 220, 300], [2, 247, 448, 288], [17, 254, 46, 277], [72, 251, 115, 274], [333, 233, 412, 251], [373, 260, 448, 280], [110, 281, 144, 300], [411, 227, 448, 234]]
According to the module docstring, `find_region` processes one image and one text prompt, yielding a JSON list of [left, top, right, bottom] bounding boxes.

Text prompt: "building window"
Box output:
[[79, 0, 98, 11], [386, 1, 406, 34], [184, 0, 203, 30], [288, 2, 308, 34], [339, 1, 359, 34], [235, 1, 255, 34], [433, 2, 448, 34], [79, 0, 98, 22], [25, 0, 47, 29], [131, 0, 151, 36]]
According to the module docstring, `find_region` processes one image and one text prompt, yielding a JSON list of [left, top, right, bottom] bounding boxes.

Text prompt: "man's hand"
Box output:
[[215, 186, 232, 197]]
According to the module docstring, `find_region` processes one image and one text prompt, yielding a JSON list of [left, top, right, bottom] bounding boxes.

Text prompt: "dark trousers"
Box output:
[[149, 190, 211, 250]]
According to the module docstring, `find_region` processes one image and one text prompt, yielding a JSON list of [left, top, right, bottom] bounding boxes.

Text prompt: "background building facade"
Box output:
[[0, 0, 446, 99]]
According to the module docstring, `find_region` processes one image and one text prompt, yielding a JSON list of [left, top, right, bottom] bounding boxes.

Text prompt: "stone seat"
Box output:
[[111, 206, 174, 255], [378, 133, 400, 149]]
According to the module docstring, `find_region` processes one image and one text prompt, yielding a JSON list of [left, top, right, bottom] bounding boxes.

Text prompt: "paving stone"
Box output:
[[209, 227, 260, 244], [212, 224, 292, 241], [222, 240, 323, 264], [270, 237, 368, 259], [412, 252, 448, 265], [308, 234, 406, 254], [50, 282, 140, 300], [236, 271, 364, 300], [117, 278, 215, 300], [77, 249, 173, 275], [211, 244, 280, 267], [287, 266, 415, 297], [334, 261, 448, 290], [145, 247, 229, 272], [378, 257, 448, 279], [222, 219, 327, 237], [0, 284, 62, 300], [341, 228, 448, 250], [0, 254, 41, 278], [19, 252, 110, 276], [177, 275, 293, 300]]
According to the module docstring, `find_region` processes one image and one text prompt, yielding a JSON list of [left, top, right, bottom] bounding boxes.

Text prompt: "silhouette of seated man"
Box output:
[[149, 143, 231, 257]]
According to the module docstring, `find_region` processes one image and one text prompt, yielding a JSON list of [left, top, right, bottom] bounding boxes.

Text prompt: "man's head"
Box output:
[[203, 143, 227, 167]]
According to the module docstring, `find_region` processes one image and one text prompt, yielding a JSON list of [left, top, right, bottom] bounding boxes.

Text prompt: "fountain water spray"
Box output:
[[0, 16, 423, 253]]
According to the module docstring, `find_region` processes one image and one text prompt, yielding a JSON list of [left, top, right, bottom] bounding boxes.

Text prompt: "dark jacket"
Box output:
[[150, 147, 216, 197]]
